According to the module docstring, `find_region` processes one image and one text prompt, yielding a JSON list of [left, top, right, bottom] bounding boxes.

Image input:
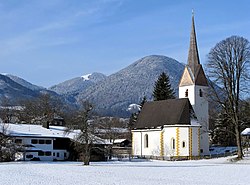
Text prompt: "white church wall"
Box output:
[[191, 127, 200, 156], [179, 85, 210, 155], [194, 85, 209, 155], [146, 131, 161, 156], [179, 85, 195, 105], [200, 132, 210, 155], [178, 127, 189, 156], [132, 126, 201, 158], [132, 130, 161, 157], [132, 131, 141, 156], [163, 127, 190, 157], [194, 85, 209, 128], [163, 127, 177, 157]]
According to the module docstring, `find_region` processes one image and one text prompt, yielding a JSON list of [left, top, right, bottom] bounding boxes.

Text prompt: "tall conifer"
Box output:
[[153, 72, 175, 101]]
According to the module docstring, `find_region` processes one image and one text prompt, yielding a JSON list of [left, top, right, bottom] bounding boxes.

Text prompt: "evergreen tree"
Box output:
[[153, 72, 175, 101], [140, 96, 147, 107], [128, 113, 137, 130], [128, 96, 147, 130], [211, 112, 236, 146]]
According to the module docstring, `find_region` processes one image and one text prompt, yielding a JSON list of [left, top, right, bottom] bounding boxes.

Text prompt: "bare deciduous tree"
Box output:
[[0, 97, 17, 123], [0, 123, 17, 162], [94, 117, 128, 159], [207, 35, 250, 159], [18, 93, 64, 125], [66, 101, 99, 165]]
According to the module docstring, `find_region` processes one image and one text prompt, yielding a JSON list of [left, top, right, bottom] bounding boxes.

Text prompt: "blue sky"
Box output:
[[0, 0, 249, 87]]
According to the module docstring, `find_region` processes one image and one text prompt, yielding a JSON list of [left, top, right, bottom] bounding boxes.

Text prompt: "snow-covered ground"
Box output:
[[0, 156, 249, 185]]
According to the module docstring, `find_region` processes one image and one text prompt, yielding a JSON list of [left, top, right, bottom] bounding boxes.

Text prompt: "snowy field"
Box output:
[[0, 156, 250, 185]]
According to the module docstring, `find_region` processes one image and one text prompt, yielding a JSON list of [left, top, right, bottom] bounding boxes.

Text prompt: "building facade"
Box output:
[[132, 14, 209, 159], [1, 123, 109, 161]]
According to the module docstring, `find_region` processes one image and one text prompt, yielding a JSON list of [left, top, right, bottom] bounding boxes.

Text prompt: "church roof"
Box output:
[[134, 98, 195, 129], [179, 13, 208, 87]]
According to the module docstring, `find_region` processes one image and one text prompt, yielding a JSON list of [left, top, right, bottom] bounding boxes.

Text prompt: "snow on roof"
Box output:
[[0, 106, 24, 111], [104, 139, 128, 144], [1, 123, 75, 138], [97, 127, 129, 134], [113, 139, 128, 144], [0, 123, 110, 144], [81, 73, 92, 81], [241, 128, 250, 136]]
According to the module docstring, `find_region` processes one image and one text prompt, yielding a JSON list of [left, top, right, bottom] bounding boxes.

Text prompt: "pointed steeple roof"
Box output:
[[179, 12, 208, 87], [187, 12, 200, 74]]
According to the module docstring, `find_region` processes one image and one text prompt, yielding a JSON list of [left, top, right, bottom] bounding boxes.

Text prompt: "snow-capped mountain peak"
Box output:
[[49, 72, 107, 96], [81, 74, 92, 81]]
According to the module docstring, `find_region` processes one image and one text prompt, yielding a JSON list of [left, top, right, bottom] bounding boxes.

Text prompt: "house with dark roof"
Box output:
[[131, 13, 210, 159]]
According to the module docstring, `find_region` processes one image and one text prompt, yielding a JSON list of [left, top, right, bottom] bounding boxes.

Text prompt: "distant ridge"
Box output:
[[0, 74, 40, 103], [76, 55, 184, 117], [49, 72, 107, 101], [0, 55, 185, 117], [5, 74, 45, 91]]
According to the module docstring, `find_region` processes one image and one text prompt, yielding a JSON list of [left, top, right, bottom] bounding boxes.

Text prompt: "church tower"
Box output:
[[179, 13, 209, 155]]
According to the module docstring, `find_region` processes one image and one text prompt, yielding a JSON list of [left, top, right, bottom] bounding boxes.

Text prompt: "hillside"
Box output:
[[76, 55, 184, 117], [0, 55, 185, 116], [0, 74, 69, 106], [49, 72, 107, 102], [0, 74, 40, 103], [5, 74, 45, 91]]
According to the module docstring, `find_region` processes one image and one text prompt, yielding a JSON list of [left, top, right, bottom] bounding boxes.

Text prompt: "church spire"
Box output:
[[187, 12, 200, 75], [179, 12, 208, 87]]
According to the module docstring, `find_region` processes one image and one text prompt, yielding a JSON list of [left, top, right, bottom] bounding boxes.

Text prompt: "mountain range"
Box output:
[[0, 55, 185, 117]]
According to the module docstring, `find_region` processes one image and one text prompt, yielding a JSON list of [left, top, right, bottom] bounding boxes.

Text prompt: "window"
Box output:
[[172, 138, 175, 150], [26, 154, 33, 159], [144, 134, 149, 148], [45, 140, 52, 144], [53, 153, 55, 156], [185, 89, 188, 97], [45, 151, 51, 156], [39, 140, 45, 144], [38, 151, 44, 156], [200, 149, 203, 153], [182, 141, 186, 148], [199, 89, 203, 97], [15, 139, 22, 144], [57, 153, 60, 157], [31, 139, 38, 144]]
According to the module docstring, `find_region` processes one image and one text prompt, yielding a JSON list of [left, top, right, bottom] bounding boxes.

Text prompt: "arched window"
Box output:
[[199, 89, 203, 97], [171, 138, 175, 150], [144, 134, 149, 148], [185, 89, 188, 97]]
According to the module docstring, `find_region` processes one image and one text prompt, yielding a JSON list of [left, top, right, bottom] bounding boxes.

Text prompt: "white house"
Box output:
[[132, 14, 210, 159], [0, 123, 109, 161]]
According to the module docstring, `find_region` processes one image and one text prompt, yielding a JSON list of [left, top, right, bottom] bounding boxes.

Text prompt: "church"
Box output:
[[131, 14, 210, 159]]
